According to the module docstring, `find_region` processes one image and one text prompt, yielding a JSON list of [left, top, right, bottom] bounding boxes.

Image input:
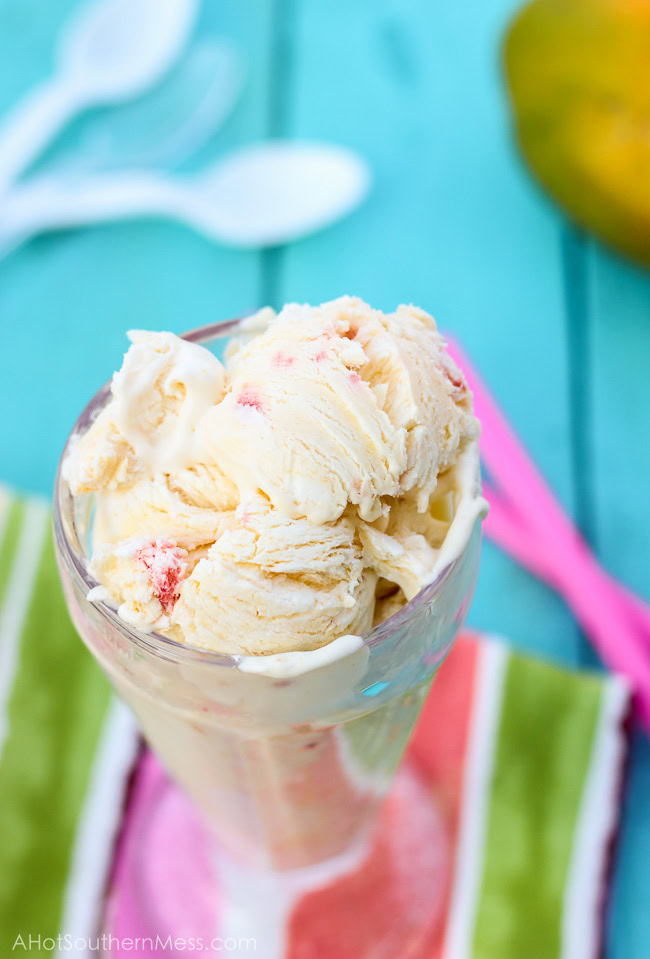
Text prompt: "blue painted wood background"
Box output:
[[0, 1, 648, 954]]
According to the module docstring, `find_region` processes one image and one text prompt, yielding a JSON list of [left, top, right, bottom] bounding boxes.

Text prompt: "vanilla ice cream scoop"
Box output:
[[201, 297, 477, 523], [351, 301, 479, 511], [171, 499, 377, 655], [70, 297, 483, 654], [201, 300, 407, 525], [92, 476, 237, 552], [65, 329, 226, 493]]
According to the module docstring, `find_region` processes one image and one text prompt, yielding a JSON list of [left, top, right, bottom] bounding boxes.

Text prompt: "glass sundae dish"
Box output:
[[54, 298, 486, 958]]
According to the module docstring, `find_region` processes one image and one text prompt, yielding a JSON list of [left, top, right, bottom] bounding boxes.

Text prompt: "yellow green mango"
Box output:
[[504, 0, 650, 266]]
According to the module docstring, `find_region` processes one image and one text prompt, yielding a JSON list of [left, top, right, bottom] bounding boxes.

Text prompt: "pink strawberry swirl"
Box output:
[[135, 540, 188, 613]]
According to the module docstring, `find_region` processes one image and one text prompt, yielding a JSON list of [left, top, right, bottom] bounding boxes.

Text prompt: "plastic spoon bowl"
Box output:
[[60, 0, 198, 101], [46, 39, 246, 174], [0, 0, 198, 194], [186, 141, 371, 246]]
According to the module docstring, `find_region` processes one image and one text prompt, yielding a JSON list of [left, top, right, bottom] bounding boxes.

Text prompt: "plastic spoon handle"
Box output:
[[535, 541, 650, 724], [0, 77, 82, 195], [0, 173, 195, 243], [484, 483, 650, 638], [446, 336, 650, 722], [482, 486, 560, 582], [447, 338, 582, 544], [485, 487, 650, 722], [447, 337, 650, 638]]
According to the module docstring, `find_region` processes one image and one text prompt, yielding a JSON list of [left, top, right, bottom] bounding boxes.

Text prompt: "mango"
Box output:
[[504, 0, 650, 266]]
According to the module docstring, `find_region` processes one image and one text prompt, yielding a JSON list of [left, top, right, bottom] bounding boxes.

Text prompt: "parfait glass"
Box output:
[[53, 319, 483, 959]]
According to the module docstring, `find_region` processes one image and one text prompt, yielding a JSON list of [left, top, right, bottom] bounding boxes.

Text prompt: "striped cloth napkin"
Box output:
[[107, 654, 630, 959], [0, 487, 139, 956], [277, 633, 630, 959], [411, 633, 629, 959], [0, 487, 631, 958]]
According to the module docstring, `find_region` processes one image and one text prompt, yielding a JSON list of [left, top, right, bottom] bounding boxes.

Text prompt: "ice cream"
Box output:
[[65, 296, 480, 654], [58, 297, 486, 889], [172, 498, 377, 655]]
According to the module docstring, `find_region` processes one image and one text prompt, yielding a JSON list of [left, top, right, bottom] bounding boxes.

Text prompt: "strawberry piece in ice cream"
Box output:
[[135, 539, 188, 613], [438, 352, 468, 394], [272, 351, 295, 369], [236, 387, 264, 412]]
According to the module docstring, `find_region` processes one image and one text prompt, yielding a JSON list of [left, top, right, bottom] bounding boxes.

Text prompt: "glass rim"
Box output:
[[53, 316, 477, 667]]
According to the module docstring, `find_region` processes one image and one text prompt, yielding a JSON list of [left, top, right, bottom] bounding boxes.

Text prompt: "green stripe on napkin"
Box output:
[[0, 489, 138, 955], [0, 497, 23, 607], [437, 636, 629, 959], [473, 653, 602, 959]]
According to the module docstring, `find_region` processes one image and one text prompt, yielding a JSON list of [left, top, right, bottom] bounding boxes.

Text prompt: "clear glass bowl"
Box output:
[[53, 318, 483, 956]]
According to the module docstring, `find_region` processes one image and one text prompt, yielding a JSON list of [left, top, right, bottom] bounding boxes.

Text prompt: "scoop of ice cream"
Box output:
[[359, 489, 453, 604], [358, 524, 439, 601], [92, 476, 237, 552], [73, 297, 482, 655], [169, 463, 238, 512], [63, 407, 142, 494], [200, 297, 478, 524], [66, 330, 226, 494], [200, 300, 407, 525], [171, 499, 377, 655], [350, 301, 479, 511]]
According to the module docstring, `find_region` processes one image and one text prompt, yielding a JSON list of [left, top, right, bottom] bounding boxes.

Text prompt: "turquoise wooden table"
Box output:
[[0, 1, 648, 955]]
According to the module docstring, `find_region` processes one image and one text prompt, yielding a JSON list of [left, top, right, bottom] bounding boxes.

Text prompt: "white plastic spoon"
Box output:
[[46, 38, 245, 173], [0, 141, 372, 252], [0, 0, 198, 195]]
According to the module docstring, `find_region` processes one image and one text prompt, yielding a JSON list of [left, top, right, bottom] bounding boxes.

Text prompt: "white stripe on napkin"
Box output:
[[0, 485, 11, 545], [560, 676, 630, 959], [58, 698, 140, 956], [442, 639, 508, 959]]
